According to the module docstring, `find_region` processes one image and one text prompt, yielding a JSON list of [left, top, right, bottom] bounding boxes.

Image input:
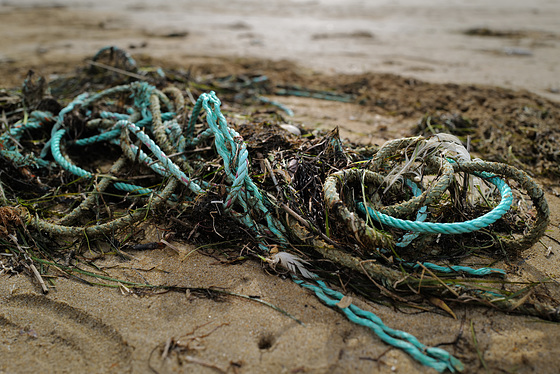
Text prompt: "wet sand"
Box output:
[[2, 0, 560, 100]]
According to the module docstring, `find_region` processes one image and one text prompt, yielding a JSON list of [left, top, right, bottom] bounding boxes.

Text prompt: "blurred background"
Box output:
[[1, 0, 559, 99]]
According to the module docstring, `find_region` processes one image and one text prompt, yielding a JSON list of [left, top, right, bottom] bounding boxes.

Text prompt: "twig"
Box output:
[[359, 260, 410, 303], [161, 337, 172, 360], [214, 289, 304, 326], [263, 158, 282, 195], [416, 262, 460, 297], [280, 202, 339, 247], [544, 234, 560, 246], [185, 86, 196, 105], [7, 234, 49, 293], [160, 239, 180, 254], [86, 60, 147, 80], [169, 216, 191, 229], [183, 355, 227, 373], [28, 262, 49, 294], [470, 321, 489, 372], [0, 179, 7, 204]]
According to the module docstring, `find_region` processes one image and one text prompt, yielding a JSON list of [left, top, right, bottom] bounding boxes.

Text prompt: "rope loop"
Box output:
[[2, 53, 553, 373]]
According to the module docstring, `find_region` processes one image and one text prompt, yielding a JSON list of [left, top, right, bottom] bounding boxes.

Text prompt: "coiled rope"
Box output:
[[1, 49, 554, 372]]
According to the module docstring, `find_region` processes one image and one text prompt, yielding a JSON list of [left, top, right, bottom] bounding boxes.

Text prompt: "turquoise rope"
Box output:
[[100, 111, 129, 121], [45, 82, 193, 196], [0, 114, 53, 168], [294, 278, 464, 373], [394, 180, 427, 248], [113, 119, 203, 194], [119, 140, 170, 177], [74, 128, 122, 146], [48, 85, 505, 281], [51, 128, 92, 179], [197, 92, 289, 247], [40, 92, 89, 159], [393, 180, 506, 276], [186, 96, 202, 140], [112, 182, 153, 195], [258, 96, 294, 116], [51, 126, 165, 197], [406, 262, 505, 276], [357, 172, 512, 235], [0, 150, 50, 169], [4, 72, 476, 372]]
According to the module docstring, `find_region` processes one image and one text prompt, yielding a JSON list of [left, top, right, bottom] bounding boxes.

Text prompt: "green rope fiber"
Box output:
[[1, 47, 555, 373]]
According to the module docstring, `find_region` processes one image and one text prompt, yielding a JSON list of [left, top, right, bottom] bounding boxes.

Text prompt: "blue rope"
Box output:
[[9, 71, 521, 372], [41, 83, 507, 284], [73, 128, 122, 146], [195, 92, 289, 249], [294, 278, 464, 373], [112, 182, 153, 195], [40, 92, 89, 159], [119, 140, 170, 178], [258, 96, 294, 116], [406, 262, 505, 276], [392, 180, 506, 276], [38, 82, 191, 198], [0, 149, 50, 169], [113, 119, 203, 194], [0, 113, 53, 168], [100, 111, 129, 121], [357, 172, 512, 235], [51, 129, 92, 179], [186, 96, 202, 140]]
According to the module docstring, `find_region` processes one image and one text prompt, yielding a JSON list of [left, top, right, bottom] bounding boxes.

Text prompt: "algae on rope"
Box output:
[[0, 46, 558, 374]]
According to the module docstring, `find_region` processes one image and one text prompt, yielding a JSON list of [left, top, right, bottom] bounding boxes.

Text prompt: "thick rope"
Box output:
[[357, 171, 512, 235], [369, 137, 456, 218], [3, 57, 555, 372]]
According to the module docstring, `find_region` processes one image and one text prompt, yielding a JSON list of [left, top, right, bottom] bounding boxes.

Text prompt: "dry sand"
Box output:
[[1, 1, 560, 373]]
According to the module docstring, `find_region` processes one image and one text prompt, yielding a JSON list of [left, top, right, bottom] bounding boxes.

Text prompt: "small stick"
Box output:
[[29, 262, 49, 294], [7, 234, 49, 294], [183, 355, 227, 374], [280, 202, 339, 247], [0, 180, 7, 204], [359, 260, 410, 303], [416, 262, 460, 297], [161, 337, 173, 360], [160, 239, 181, 254], [185, 86, 197, 105], [263, 158, 282, 195], [86, 60, 147, 81]]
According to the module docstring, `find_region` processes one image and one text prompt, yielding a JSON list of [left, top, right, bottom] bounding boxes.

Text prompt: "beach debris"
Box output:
[[0, 46, 556, 373]]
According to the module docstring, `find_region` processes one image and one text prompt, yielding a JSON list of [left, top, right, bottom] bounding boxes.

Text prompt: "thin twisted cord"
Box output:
[[293, 277, 463, 373]]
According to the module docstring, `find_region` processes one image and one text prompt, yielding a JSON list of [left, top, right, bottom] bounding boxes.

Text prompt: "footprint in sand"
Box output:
[[0, 294, 132, 373]]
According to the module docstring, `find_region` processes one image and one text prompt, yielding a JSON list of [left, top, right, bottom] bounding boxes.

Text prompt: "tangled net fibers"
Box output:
[[0, 47, 557, 372]]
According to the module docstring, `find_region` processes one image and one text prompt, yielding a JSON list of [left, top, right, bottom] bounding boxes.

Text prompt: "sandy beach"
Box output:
[[1, 1, 560, 373]]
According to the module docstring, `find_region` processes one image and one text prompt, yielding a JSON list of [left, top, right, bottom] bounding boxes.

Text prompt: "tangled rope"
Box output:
[[1, 47, 555, 373]]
